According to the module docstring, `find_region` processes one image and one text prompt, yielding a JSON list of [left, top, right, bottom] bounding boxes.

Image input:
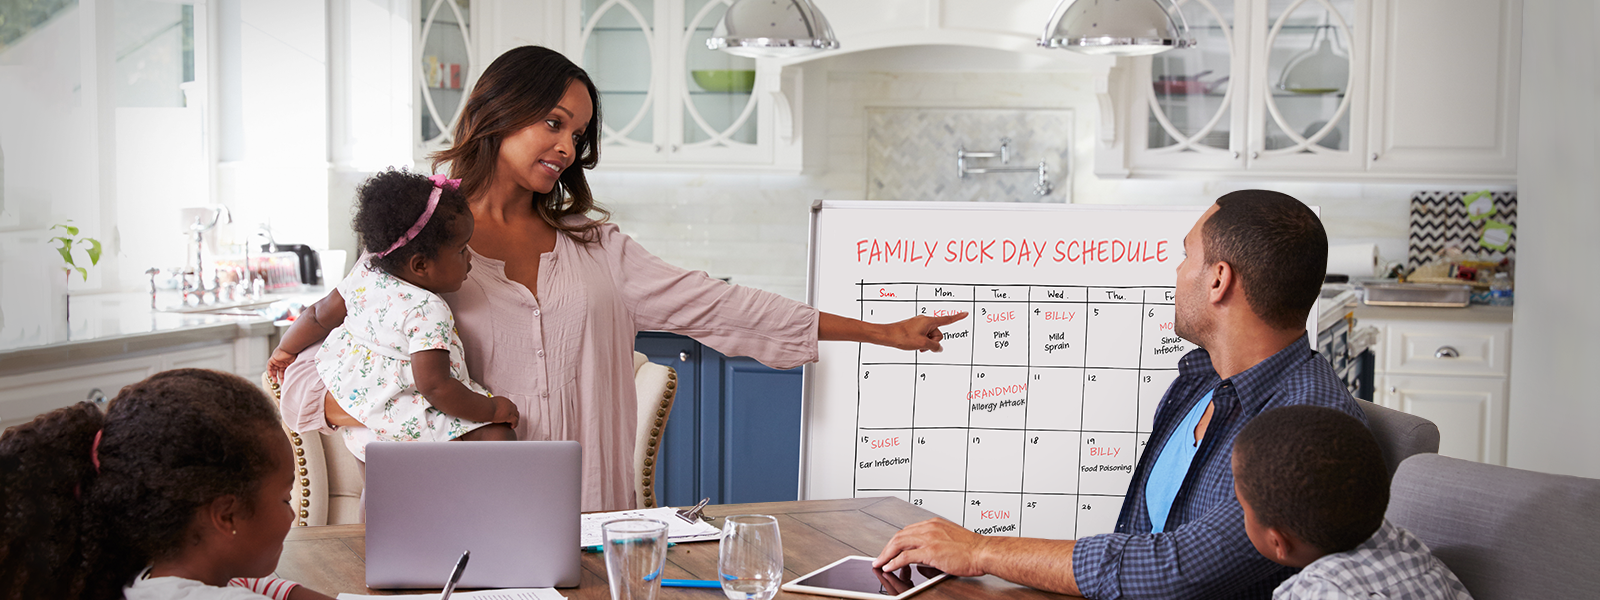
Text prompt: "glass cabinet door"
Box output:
[[679, 0, 758, 151], [1143, 0, 1240, 164], [580, 0, 660, 154], [417, 0, 474, 155], [1252, 0, 1362, 166]]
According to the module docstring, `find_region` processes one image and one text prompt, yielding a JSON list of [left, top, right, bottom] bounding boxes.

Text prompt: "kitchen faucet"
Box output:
[[182, 205, 232, 305]]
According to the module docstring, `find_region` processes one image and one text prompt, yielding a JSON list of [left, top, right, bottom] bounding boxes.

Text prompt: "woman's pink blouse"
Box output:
[[443, 220, 818, 511]]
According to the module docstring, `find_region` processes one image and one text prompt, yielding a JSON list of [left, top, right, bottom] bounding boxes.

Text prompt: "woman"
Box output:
[[281, 46, 959, 511]]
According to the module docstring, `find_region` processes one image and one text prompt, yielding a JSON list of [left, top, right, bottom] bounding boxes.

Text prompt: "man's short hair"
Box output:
[[1233, 405, 1388, 554], [1203, 190, 1328, 330]]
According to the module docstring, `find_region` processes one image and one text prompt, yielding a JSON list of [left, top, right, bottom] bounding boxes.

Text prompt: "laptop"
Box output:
[[364, 440, 582, 589]]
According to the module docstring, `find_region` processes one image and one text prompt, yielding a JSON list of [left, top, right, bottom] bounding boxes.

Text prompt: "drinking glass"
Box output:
[[718, 514, 783, 600], [603, 518, 669, 600]]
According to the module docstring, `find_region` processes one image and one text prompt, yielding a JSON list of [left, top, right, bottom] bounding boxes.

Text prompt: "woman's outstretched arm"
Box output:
[[818, 312, 967, 352]]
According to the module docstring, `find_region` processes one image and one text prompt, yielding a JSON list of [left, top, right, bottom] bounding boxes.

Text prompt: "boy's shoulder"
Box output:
[[1274, 520, 1474, 600]]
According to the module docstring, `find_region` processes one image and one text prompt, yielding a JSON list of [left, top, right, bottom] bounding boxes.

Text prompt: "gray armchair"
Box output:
[[1388, 454, 1600, 599], [1358, 401, 1441, 475]]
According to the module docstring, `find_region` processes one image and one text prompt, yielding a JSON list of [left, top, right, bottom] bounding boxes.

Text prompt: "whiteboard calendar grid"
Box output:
[[851, 281, 1186, 539]]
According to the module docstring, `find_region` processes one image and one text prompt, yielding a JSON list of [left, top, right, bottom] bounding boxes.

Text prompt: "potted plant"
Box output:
[[50, 220, 102, 323]]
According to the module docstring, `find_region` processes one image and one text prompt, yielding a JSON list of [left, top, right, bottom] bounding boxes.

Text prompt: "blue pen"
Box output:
[[661, 579, 720, 589], [583, 541, 677, 553]]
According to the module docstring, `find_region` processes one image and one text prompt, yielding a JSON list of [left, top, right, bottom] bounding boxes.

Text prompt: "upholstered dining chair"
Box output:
[[262, 351, 678, 525], [262, 372, 365, 527]]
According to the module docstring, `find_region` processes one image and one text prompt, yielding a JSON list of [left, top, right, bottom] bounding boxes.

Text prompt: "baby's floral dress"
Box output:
[[316, 258, 492, 460]]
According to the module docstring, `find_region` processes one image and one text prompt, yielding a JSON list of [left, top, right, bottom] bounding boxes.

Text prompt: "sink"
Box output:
[[160, 298, 280, 315]]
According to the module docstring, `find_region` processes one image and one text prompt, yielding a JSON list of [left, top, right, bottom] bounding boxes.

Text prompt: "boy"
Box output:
[[1231, 405, 1473, 599]]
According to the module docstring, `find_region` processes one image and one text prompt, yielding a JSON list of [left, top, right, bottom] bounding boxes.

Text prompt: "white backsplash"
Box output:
[[867, 107, 1072, 203], [583, 71, 1469, 302]]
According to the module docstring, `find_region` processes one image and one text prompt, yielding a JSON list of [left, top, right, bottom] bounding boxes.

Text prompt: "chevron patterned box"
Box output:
[[1407, 191, 1517, 272]]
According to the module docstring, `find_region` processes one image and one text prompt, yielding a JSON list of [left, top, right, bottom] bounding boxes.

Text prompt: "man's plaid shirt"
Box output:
[[1072, 335, 1365, 599]]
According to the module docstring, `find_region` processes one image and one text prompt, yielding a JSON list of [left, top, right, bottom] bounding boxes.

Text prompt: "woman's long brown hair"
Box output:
[[431, 46, 608, 242]]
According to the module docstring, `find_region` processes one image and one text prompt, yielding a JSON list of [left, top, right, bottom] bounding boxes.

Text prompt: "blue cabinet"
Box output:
[[635, 332, 804, 507]]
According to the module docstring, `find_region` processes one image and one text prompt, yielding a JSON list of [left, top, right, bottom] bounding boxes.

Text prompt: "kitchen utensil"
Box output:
[[690, 69, 756, 93], [1360, 282, 1471, 308], [1278, 13, 1349, 94], [261, 243, 321, 285], [1153, 70, 1228, 95]]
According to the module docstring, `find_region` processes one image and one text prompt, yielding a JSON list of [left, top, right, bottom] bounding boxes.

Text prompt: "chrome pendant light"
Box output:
[[706, 0, 841, 58], [1039, 0, 1195, 56]]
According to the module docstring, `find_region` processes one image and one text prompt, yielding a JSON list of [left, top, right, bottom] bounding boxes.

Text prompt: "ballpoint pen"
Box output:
[[440, 550, 470, 600], [583, 541, 676, 553], [661, 579, 720, 589]]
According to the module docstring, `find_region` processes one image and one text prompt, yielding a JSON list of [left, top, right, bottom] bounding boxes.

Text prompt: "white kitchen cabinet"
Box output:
[[1379, 373, 1506, 465], [1363, 314, 1511, 465], [1106, 0, 1518, 181], [1365, 0, 1520, 176], [0, 339, 268, 432], [0, 356, 158, 431], [566, 0, 791, 168], [415, 0, 477, 158]]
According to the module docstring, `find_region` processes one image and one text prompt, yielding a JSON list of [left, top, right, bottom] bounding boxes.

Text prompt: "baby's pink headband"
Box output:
[[376, 174, 462, 258]]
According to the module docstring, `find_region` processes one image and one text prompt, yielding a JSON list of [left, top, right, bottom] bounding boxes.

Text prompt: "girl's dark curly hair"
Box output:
[[355, 168, 471, 276], [0, 369, 284, 600], [430, 45, 609, 243]]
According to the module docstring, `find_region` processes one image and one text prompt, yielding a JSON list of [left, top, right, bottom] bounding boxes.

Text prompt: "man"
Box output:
[[873, 190, 1365, 599]]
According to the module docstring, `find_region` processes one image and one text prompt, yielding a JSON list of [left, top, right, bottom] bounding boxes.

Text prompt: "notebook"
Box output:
[[364, 441, 582, 589]]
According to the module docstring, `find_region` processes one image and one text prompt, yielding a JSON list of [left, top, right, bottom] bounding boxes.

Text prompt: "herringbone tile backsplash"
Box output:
[[866, 108, 1072, 203]]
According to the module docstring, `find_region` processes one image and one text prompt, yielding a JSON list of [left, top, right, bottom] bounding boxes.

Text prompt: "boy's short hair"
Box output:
[[1233, 405, 1388, 554]]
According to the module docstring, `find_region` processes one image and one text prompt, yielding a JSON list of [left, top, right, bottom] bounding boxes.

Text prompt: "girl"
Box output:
[[268, 170, 518, 460], [0, 369, 334, 600]]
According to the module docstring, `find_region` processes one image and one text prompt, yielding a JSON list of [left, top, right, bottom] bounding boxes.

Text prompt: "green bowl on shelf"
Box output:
[[691, 69, 756, 93]]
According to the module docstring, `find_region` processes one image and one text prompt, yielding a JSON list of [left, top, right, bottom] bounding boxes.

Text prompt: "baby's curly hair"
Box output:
[[354, 168, 471, 276], [0, 369, 284, 600]]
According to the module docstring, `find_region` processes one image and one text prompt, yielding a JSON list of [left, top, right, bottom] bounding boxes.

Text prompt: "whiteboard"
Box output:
[[801, 200, 1206, 540]]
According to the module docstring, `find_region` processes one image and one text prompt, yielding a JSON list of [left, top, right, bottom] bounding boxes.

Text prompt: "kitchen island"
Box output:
[[0, 288, 326, 430]]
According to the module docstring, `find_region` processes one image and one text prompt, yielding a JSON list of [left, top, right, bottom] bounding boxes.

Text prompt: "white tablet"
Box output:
[[780, 556, 948, 600]]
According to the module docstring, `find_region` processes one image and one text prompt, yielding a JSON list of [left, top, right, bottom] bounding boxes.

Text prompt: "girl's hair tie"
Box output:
[[375, 175, 462, 258], [90, 429, 103, 473]]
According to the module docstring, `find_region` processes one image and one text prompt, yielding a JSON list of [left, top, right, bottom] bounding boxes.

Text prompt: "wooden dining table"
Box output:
[[273, 496, 1083, 599]]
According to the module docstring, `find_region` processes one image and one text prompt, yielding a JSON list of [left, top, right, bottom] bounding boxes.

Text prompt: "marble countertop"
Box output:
[[0, 287, 328, 375], [1353, 303, 1514, 323]]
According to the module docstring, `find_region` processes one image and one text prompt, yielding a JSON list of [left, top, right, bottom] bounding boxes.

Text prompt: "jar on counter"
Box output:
[[1489, 273, 1514, 306]]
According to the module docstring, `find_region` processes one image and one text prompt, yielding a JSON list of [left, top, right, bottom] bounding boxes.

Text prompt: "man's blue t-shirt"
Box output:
[[1145, 389, 1213, 533]]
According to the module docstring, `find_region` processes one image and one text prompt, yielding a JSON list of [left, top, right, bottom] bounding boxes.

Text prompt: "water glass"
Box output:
[[603, 518, 669, 600], [718, 514, 783, 600]]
